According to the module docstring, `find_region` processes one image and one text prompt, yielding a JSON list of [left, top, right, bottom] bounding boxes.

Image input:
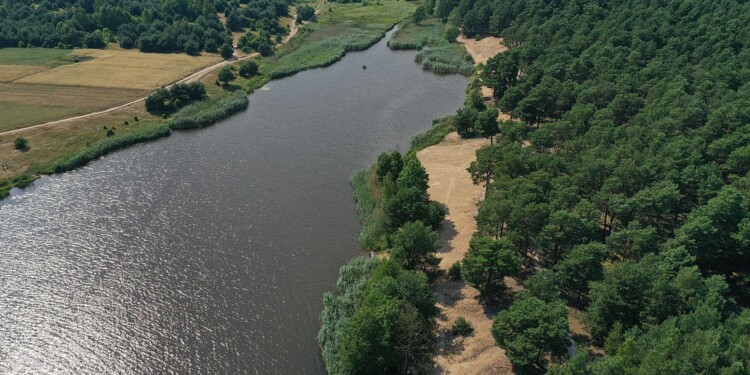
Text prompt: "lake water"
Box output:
[[0, 29, 467, 374]]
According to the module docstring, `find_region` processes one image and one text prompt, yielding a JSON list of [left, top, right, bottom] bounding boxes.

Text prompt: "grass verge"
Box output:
[[52, 125, 171, 173]]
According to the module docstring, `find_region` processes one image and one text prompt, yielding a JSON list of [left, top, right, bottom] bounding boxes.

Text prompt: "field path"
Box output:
[[0, 17, 305, 138], [417, 133, 514, 375]]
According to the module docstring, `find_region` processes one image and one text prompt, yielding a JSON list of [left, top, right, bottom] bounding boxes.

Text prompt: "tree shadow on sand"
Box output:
[[435, 219, 458, 255]]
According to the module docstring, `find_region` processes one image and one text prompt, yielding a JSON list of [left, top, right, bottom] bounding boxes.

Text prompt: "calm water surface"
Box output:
[[0, 30, 467, 374]]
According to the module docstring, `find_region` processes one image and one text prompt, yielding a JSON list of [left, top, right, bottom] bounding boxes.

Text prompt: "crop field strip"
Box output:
[[0, 48, 221, 130]]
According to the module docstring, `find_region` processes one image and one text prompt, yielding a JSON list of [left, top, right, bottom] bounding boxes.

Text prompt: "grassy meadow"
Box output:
[[0, 48, 72, 66], [0, 83, 148, 132]]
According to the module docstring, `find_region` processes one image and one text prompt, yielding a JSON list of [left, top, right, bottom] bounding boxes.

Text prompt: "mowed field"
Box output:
[[0, 48, 221, 131]]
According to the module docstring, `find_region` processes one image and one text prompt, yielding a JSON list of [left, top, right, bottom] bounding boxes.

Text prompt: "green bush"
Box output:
[[448, 261, 462, 280], [451, 316, 474, 336], [13, 137, 29, 151], [170, 91, 249, 130], [409, 116, 454, 153]]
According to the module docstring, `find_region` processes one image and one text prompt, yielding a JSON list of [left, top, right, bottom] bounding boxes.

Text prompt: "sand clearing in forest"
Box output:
[[418, 133, 515, 375], [457, 35, 507, 65]]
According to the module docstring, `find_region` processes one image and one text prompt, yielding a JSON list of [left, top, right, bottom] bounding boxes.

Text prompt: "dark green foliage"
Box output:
[[461, 236, 522, 297], [13, 137, 28, 151], [297, 5, 316, 21], [492, 294, 569, 369], [385, 186, 430, 229], [145, 88, 172, 114], [319, 259, 437, 375], [170, 91, 249, 130], [217, 66, 236, 85], [410, 116, 455, 152], [523, 269, 561, 302], [475, 108, 499, 143], [238, 61, 259, 78], [391, 221, 441, 273], [412, 6, 426, 25], [220, 43, 235, 59], [237, 32, 275, 56], [454, 106, 478, 138], [451, 316, 474, 336], [53, 126, 170, 174], [589, 309, 750, 374], [375, 151, 403, 183], [444, 25, 459, 43], [546, 350, 592, 375], [83, 30, 107, 49], [396, 157, 430, 197], [0, 0, 293, 54], [145, 82, 206, 114], [447, 261, 462, 281], [553, 243, 606, 302], [584, 249, 729, 340]]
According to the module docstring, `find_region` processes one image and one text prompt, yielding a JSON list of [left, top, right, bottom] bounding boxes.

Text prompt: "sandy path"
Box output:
[[418, 133, 514, 375], [0, 18, 305, 138]]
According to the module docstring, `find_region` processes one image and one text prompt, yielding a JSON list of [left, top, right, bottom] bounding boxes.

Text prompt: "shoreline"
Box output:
[[0, 1, 413, 200]]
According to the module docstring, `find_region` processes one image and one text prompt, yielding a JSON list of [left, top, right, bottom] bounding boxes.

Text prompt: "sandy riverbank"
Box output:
[[417, 34, 516, 375], [417, 133, 517, 374]]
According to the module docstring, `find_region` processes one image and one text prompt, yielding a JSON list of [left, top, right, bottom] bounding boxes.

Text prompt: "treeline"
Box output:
[[0, 0, 291, 56], [320, 152, 448, 374], [438, 0, 750, 372]]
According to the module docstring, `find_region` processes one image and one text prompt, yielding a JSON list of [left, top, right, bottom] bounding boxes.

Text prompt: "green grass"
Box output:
[[261, 0, 416, 78], [170, 91, 249, 129], [388, 19, 475, 75], [0, 48, 72, 66], [0, 102, 89, 133], [242, 74, 271, 92], [52, 125, 171, 173], [416, 44, 475, 75], [351, 168, 390, 251], [388, 19, 446, 50], [408, 115, 455, 155]]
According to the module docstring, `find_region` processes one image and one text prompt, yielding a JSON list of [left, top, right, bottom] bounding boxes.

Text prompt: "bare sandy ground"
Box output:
[[457, 35, 507, 65], [418, 133, 515, 375]]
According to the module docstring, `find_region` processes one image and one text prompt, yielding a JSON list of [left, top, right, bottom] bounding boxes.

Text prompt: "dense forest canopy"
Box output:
[[421, 0, 750, 372], [0, 0, 291, 54]]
